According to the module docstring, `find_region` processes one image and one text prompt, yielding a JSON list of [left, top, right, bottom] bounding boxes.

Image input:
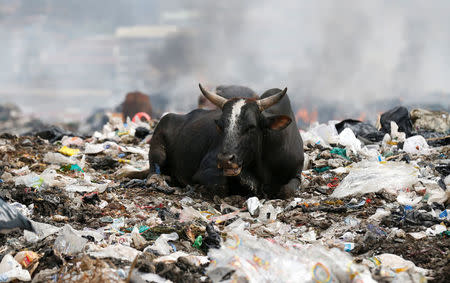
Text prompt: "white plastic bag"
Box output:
[[246, 197, 261, 216], [143, 232, 178, 256], [331, 161, 418, 198], [403, 135, 430, 155], [0, 254, 31, 282], [54, 225, 88, 256], [338, 128, 362, 154], [89, 244, 141, 262]]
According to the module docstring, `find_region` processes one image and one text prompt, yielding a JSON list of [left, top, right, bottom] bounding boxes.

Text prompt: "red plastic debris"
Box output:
[[132, 112, 151, 123], [327, 177, 340, 189]]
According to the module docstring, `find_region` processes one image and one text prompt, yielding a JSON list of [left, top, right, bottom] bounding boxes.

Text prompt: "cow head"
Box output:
[[199, 83, 292, 176]]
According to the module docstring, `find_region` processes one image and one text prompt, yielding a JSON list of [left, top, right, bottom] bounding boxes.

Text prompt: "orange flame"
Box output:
[[296, 108, 318, 124]]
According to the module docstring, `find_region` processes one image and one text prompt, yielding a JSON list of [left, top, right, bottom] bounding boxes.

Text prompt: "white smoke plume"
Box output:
[[0, 0, 449, 122]]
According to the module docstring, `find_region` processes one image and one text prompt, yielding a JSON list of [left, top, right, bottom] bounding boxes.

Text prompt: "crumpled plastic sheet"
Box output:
[[143, 232, 179, 256], [54, 225, 88, 256], [363, 253, 430, 280], [0, 254, 31, 282], [331, 161, 419, 198], [403, 135, 431, 155], [207, 230, 375, 283], [338, 128, 362, 154], [88, 244, 142, 262], [24, 220, 60, 243]]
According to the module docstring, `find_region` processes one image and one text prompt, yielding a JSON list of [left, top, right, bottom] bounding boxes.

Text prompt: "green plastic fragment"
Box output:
[[330, 147, 349, 160], [314, 166, 331, 173], [60, 164, 72, 171], [382, 151, 394, 158], [139, 225, 150, 233], [193, 235, 203, 248], [30, 177, 44, 189], [70, 164, 83, 172]]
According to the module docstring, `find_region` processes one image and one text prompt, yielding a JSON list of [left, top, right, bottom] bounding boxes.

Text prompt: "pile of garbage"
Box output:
[[0, 106, 449, 282]]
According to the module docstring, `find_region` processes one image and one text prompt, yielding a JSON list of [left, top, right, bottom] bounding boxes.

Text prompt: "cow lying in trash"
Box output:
[[149, 84, 304, 199]]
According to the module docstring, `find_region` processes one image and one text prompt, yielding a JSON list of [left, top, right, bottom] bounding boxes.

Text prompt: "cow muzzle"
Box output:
[[217, 153, 242, 176]]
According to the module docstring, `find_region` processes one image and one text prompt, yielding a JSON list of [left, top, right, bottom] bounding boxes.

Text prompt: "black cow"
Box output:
[[149, 84, 304, 198]]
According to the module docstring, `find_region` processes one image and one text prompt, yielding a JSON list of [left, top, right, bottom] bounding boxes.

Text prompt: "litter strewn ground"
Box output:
[[0, 108, 449, 282]]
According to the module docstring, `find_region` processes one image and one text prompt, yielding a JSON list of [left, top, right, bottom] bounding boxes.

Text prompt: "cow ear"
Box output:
[[265, 115, 292, 131]]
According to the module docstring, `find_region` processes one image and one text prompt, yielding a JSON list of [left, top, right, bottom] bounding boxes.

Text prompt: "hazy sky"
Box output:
[[0, 0, 449, 121]]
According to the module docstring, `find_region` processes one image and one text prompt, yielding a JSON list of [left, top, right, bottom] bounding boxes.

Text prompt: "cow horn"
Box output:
[[256, 87, 287, 111], [199, 83, 227, 109]]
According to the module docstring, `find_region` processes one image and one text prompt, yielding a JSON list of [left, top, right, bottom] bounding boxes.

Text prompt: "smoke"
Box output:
[[157, 0, 450, 116], [0, 0, 449, 122]]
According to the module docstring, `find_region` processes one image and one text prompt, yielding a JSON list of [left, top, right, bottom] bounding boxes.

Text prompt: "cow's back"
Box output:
[[151, 109, 221, 185]]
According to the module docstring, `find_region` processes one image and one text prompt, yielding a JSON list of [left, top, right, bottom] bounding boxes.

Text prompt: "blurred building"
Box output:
[[0, 0, 196, 120]]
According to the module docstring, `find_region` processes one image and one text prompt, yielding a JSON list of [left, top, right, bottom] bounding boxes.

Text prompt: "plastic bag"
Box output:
[[24, 220, 60, 243], [365, 253, 429, 276], [54, 225, 88, 256], [131, 226, 147, 249], [380, 106, 413, 136], [14, 173, 43, 189], [257, 203, 281, 223], [84, 143, 108, 154], [143, 232, 178, 256], [0, 198, 34, 233], [246, 197, 261, 216], [310, 123, 339, 146], [0, 254, 31, 282], [396, 191, 422, 206], [390, 121, 406, 142], [403, 135, 430, 155], [331, 161, 418, 198], [61, 136, 85, 147], [89, 244, 141, 262], [335, 119, 384, 142], [338, 128, 362, 154], [207, 230, 375, 283], [43, 152, 72, 165]]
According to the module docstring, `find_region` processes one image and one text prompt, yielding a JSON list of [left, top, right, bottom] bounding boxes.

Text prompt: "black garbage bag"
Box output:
[[335, 119, 385, 142], [202, 223, 221, 252], [23, 125, 75, 143], [123, 179, 146, 188], [387, 206, 448, 227], [135, 127, 151, 139], [380, 106, 413, 136], [0, 198, 34, 233], [87, 156, 119, 170]]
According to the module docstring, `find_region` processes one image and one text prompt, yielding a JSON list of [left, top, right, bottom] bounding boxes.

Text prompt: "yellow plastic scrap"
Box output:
[[394, 267, 409, 273], [117, 131, 129, 137], [58, 146, 80, 156], [200, 210, 215, 220], [118, 159, 131, 164], [369, 256, 381, 266]]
